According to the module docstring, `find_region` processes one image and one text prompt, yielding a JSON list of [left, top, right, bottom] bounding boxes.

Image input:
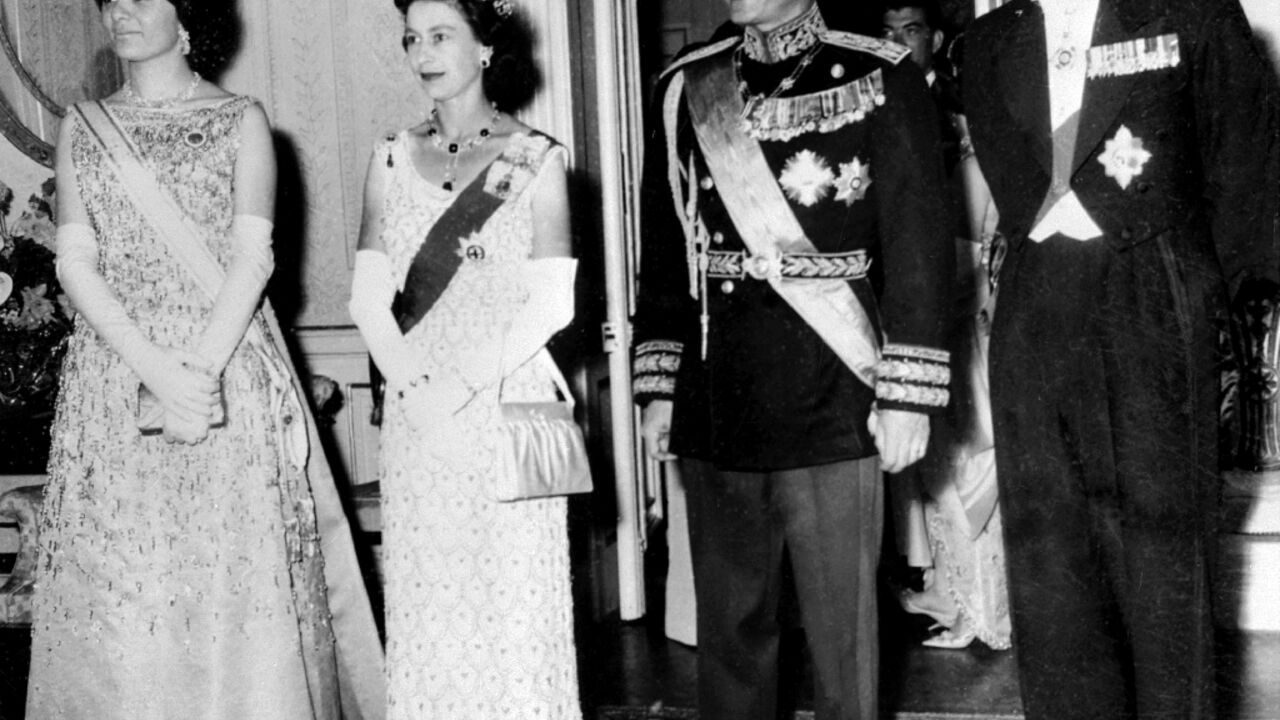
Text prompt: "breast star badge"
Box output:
[[778, 150, 834, 207], [1097, 125, 1152, 190], [834, 158, 872, 205]]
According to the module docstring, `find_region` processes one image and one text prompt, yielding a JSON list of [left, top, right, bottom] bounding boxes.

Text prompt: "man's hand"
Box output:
[[867, 408, 930, 473], [641, 400, 677, 461]]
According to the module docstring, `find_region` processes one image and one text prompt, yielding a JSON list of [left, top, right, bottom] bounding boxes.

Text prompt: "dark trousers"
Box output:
[[682, 456, 883, 720], [990, 233, 1218, 720]]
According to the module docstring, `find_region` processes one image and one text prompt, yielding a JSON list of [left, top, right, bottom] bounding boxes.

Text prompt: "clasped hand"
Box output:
[[867, 408, 930, 473], [396, 366, 473, 427], [640, 400, 677, 461], [139, 347, 222, 445]]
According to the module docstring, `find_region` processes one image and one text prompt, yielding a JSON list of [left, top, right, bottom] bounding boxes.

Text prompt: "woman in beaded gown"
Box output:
[[348, 1, 581, 718], [27, 1, 384, 718]]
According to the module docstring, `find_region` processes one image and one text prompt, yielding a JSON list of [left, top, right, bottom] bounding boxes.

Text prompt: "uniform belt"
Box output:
[[705, 249, 872, 281]]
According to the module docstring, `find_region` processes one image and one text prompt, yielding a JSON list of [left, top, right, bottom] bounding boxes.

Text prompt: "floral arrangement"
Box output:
[[0, 178, 72, 416]]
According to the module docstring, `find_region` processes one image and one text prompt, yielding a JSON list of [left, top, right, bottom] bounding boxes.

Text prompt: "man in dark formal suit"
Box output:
[[631, 0, 953, 717], [964, 1, 1280, 717]]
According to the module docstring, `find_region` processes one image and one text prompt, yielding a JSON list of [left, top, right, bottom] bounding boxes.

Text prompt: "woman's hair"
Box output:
[[394, 0, 541, 113], [92, 0, 242, 79]]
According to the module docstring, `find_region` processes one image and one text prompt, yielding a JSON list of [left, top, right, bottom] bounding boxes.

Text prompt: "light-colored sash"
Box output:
[[679, 56, 881, 388], [73, 100, 386, 720]]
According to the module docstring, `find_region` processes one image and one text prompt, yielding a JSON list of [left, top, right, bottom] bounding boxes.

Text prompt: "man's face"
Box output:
[[882, 7, 939, 72], [724, 0, 814, 33]]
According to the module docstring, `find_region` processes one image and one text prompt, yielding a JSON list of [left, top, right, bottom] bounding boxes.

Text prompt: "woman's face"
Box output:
[[401, 1, 489, 103], [100, 0, 183, 64]]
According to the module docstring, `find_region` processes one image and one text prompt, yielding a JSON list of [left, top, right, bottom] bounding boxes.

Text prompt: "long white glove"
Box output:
[[455, 257, 578, 387], [56, 222, 218, 421], [501, 256, 577, 373], [348, 248, 422, 389], [194, 214, 274, 373]]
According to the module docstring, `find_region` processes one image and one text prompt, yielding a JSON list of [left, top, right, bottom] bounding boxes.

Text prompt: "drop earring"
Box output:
[[179, 27, 192, 56], [480, 48, 492, 69]]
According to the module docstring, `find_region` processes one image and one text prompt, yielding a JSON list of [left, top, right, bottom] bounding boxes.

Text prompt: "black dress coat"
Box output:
[[964, 1, 1279, 718]]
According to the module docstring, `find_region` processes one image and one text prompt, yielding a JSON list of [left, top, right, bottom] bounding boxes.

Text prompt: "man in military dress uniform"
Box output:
[[631, 1, 952, 717], [964, 1, 1280, 717]]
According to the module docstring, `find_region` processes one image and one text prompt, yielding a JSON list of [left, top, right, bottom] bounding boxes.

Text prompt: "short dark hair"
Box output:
[[394, 0, 541, 113], [880, 0, 943, 31], [92, 0, 241, 79]]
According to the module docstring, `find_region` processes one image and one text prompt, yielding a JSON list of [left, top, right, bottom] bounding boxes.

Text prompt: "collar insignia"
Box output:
[[743, 4, 826, 63]]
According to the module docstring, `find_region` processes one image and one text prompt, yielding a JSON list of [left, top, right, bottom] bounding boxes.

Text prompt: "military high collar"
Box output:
[[742, 4, 826, 64]]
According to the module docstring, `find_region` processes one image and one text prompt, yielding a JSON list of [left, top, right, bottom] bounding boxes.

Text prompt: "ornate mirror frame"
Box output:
[[0, 1, 121, 168]]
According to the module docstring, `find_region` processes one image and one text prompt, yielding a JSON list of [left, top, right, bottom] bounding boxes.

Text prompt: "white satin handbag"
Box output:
[[494, 348, 593, 502]]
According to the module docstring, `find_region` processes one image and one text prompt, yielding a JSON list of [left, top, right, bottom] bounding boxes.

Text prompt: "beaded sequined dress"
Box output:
[[27, 98, 361, 720], [375, 130, 581, 720]]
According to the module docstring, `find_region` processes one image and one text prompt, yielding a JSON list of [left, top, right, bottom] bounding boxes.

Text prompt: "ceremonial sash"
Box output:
[[393, 132, 554, 333], [681, 56, 881, 388], [74, 101, 386, 720]]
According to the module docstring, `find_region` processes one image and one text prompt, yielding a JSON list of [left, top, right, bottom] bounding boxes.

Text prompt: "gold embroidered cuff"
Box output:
[[875, 343, 951, 411], [634, 340, 683, 403]]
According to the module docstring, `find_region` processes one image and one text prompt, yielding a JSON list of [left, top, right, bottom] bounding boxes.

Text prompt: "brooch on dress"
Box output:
[[184, 130, 207, 148], [456, 233, 487, 261]]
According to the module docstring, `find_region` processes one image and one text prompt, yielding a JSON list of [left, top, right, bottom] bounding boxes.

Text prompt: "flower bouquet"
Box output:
[[0, 180, 71, 418]]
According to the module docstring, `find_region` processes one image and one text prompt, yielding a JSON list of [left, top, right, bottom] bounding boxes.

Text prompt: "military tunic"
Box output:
[[632, 12, 953, 472]]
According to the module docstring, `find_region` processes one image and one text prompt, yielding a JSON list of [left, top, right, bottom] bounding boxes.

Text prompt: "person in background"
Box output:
[[28, 0, 384, 718], [348, 0, 581, 717], [964, 0, 1280, 717], [881, 0, 1011, 651], [632, 0, 952, 717]]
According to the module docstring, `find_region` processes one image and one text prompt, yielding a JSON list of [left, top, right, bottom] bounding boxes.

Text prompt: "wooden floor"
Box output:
[[578, 609, 1280, 720], [1, 614, 1278, 718]]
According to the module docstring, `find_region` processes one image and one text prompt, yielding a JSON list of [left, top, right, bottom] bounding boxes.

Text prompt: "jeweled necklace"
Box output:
[[123, 71, 202, 109], [427, 103, 502, 192], [734, 43, 822, 123]]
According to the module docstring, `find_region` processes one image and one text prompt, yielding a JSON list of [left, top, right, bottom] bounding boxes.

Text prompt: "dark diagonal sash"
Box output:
[[681, 56, 881, 388], [393, 134, 552, 333]]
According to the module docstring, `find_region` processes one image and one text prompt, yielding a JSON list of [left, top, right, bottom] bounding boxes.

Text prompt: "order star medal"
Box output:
[[1097, 125, 1151, 190], [834, 158, 872, 205], [778, 150, 834, 207]]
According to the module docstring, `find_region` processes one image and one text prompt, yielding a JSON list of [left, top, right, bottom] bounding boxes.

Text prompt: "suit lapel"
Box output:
[[1072, 0, 1154, 171], [996, 0, 1052, 177]]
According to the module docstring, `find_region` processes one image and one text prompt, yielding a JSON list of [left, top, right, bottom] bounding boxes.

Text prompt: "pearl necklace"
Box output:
[[427, 104, 502, 192], [123, 71, 202, 109]]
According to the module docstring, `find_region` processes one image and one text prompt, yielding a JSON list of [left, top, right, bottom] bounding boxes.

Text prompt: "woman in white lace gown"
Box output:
[[349, 1, 581, 718]]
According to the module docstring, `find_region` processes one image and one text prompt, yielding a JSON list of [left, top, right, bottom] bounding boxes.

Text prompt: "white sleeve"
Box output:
[[195, 214, 274, 372], [349, 248, 422, 388], [55, 222, 164, 376], [475, 257, 577, 383]]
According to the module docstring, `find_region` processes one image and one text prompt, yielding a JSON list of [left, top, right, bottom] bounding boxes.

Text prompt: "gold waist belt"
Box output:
[[705, 249, 872, 281]]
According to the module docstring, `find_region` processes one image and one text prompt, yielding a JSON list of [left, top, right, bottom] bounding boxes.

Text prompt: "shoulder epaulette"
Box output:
[[659, 37, 741, 80], [821, 30, 910, 65]]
